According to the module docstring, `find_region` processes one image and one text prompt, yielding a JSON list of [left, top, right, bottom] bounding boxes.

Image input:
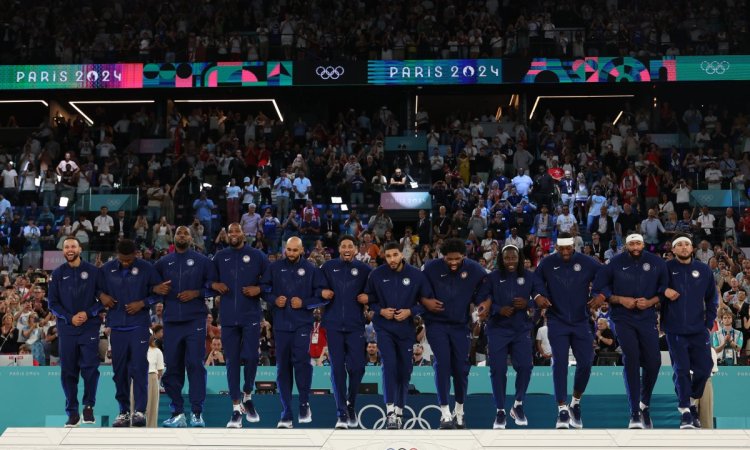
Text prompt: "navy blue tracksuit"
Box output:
[[592, 251, 668, 413], [48, 261, 102, 417], [476, 268, 536, 411], [213, 245, 269, 403], [366, 263, 430, 409], [320, 258, 371, 420], [155, 250, 216, 415], [663, 259, 718, 408], [422, 258, 486, 407], [98, 258, 162, 414], [261, 258, 327, 421], [533, 252, 601, 403]]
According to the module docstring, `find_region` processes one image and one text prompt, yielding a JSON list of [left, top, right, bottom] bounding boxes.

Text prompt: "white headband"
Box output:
[[672, 236, 692, 247], [502, 244, 519, 253], [557, 237, 575, 247], [625, 234, 644, 244]]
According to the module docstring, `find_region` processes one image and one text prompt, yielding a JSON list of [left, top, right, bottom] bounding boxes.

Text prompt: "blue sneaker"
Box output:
[[190, 412, 205, 428], [226, 410, 242, 428], [277, 418, 293, 429], [493, 410, 507, 429], [243, 399, 260, 423], [162, 413, 187, 428], [680, 411, 696, 429], [641, 406, 653, 429], [556, 408, 570, 429], [689, 406, 701, 429], [628, 411, 644, 429], [346, 403, 358, 428], [299, 403, 312, 424], [510, 404, 528, 426], [569, 404, 583, 429]]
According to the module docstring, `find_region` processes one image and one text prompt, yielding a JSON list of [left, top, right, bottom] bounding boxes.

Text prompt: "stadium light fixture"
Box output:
[[330, 196, 343, 204], [613, 110, 625, 125], [59, 197, 69, 208], [173, 99, 284, 122], [0, 100, 49, 107], [68, 100, 155, 126], [340, 204, 349, 212], [528, 95, 635, 120]]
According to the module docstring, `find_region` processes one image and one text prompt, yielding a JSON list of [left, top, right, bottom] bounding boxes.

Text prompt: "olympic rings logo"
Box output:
[[355, 404, 442, 429], [315, 66, 345, 80], [700, 61, 730, 75]]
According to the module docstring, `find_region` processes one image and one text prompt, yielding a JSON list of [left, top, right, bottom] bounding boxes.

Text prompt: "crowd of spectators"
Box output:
[[0, 94, 748, 369], [0, 0, 747, 65]]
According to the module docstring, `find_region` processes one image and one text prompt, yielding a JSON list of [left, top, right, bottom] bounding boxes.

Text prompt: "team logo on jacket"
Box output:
[[187, 259, 195, 267], [351, 268, 359, 276], [573, 263, 581, 272], [692, 270, 700, 278], [517, 277, 525, 285], [80, 271, 89, 280], [642, 263, 651, 271], [243, 255, 251, 263], [460, 271, 468, 279], [131, 267, 139, 276], [402, 277, 411, 286], [297, 268, 306, 276]]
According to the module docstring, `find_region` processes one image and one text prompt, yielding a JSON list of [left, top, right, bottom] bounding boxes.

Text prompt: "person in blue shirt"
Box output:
[[586, 186, 607, 230], [592, 233, 668, 429], [154, 226, 216, 428], [211, 222, 269, 428], [319, 235, 372, 429], [98, 239, 163, 428], [476, 244, 536, 429], [365, 241, 431, 430], [192, 191, 216, 249], [663, 235, 718, 429], [261, 236, 327, 428], [533, 232, 604, 429], [48, 237, 102, 427], [421, 238, 488, 429]]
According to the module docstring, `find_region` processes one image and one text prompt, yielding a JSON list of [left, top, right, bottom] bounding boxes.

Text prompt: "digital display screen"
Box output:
[[673, 56, 750, 81], [379, 192, 432, 210], [0, 64, 143, 90], [368, 59, 502, 85]]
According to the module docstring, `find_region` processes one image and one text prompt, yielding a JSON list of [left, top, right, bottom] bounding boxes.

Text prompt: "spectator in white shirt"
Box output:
[[92, 206, 114, 251]]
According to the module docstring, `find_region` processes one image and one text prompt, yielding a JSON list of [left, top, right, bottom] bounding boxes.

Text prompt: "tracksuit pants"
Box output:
[[275, 327, 313, 421], [326, 329, 366, 419], [549, 320, 594, 403], [426, 322, 471, 406], [59, 328, 100, 417], [666, 330, 713, 408], [110, 327, 150, 414], [487, 328, 533, 410], [375, 327, 413, 409], [222, 321, 262, 402], [163, 318, 207, 415], [613, 320, 660, 413]]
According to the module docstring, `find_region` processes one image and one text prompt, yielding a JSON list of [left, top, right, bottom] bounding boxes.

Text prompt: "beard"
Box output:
[[175, 240, 189, 250]]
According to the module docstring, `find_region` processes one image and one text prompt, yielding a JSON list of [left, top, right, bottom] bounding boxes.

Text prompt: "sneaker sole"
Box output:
[[191, 423, 206, 428], [347, 421, 358, 428], [81, 420, 95, 425], [162, 422, 187, 428], [334, 424, 348, 430], [226, 422, 242, 428], [569, 420, 583, 429], [64, 420, 81, 428], [510, 410, 528, 426], [680, 424, 696, 429], [556, 422, 570, 429], [245, 414, 260, 423], [629, 422, 644, 429], [492, 423, 506, 430], [299, 417, 312, 424], [277, 423, 293, 429]]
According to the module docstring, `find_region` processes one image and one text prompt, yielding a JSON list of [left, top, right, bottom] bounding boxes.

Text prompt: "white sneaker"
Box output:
[[334, 418, 348, 429]]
